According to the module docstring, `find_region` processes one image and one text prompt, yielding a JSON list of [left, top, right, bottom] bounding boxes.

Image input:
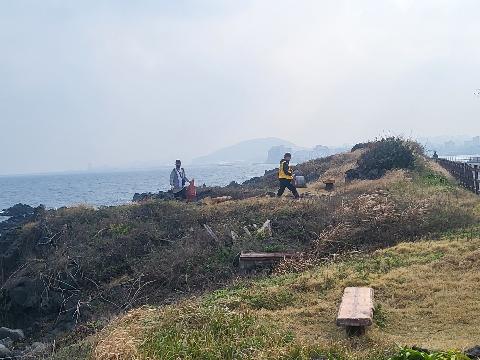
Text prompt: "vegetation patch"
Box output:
[[347, 137, 421, 180], [141, 304, 296, 359], [389, 347, 470, 360], [91, 235, 480, 360], [206, 286, 297, 311]]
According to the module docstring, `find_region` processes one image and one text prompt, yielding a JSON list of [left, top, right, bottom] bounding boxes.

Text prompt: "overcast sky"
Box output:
[[1, 0, 479, 175]]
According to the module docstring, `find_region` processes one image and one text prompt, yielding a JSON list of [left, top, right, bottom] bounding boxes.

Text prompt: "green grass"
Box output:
[[388, 348, 470, 360], [348, 250, 445, 279], [140, 304, 309, 360], [440, 225, 480, 241], [417, 171, 453, 189], [137, 303, 398, 360], [374, 304, 388, 329], [205, 286, 297, 311]]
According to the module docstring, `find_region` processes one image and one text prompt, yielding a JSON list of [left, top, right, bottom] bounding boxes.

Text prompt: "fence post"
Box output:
[[475, 165, 479, 195]]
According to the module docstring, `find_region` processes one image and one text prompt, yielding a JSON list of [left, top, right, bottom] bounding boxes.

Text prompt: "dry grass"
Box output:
[[264, 237, 480, 352], [91, 235, 480, 359], [93, 307, 159, 360]]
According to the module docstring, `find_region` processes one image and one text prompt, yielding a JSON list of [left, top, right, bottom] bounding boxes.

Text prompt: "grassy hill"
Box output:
[[87, 234, 480, 360], [2, 138, 480, 359]]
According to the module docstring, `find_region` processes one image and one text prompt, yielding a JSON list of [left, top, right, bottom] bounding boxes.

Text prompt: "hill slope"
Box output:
[[87, 233, 480, 360], [2, 139, 480, 359]]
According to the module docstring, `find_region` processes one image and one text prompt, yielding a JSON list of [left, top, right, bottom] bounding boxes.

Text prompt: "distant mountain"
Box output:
[[192, 137, 298, 165]]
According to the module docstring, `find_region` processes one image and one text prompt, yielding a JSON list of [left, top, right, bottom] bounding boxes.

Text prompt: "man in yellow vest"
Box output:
[[277, 152, 300, 199]]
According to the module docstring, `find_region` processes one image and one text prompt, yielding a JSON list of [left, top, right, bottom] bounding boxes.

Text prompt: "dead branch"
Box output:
[[203, 224, 220, 244]]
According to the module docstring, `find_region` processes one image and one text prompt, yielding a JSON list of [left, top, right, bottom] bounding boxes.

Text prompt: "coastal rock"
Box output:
[[0, 344, 12, 358], [23, 342, 49, 357], [1, 203, 35, 218], [0, 338, 12, 349], [7, 278, 43, 309], [0, 204, 41, 235], [132, 191, 174, 202], [0, 327, 25, 342], [466, 346, 480, 359], [0, 204, 45, 263]]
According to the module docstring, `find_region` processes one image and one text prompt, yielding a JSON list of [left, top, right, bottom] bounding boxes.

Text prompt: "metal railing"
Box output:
[[437, 158, 480, 194]]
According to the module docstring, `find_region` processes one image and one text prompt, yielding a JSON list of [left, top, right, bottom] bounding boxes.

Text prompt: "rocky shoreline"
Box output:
[[0, 204, 52, 358]]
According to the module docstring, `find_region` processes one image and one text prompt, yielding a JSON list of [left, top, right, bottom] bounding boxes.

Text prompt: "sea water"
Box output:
[[0, 164, 276, 210]]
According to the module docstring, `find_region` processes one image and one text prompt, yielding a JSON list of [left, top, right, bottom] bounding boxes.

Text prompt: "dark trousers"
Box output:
[[174, 188, 186, 200], [277, 179, 299, 199]]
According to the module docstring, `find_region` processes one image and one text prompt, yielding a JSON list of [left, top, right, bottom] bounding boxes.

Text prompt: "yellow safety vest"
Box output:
[[278, 160, 293, 180]]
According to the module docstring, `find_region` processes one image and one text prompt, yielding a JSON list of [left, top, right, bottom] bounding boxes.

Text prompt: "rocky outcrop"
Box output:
[[0, 327, 25, 359], [0, 344, 12, 358], [0, 327, 25, 342], [132, 190, 175, 202], [22, 342, 50, 358], [0, 328, 50, 359], [466, 346, 480, 359], [132, 183, 264, 203], [0, 203, 36, 218], [0, 204, 45, 278]]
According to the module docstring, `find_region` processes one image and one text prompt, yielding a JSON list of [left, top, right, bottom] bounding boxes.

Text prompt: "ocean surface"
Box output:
[[0, 164, 276, 210]]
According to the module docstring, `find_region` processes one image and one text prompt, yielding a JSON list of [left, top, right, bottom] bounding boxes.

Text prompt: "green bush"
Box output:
[[347, 137, 421, 180]]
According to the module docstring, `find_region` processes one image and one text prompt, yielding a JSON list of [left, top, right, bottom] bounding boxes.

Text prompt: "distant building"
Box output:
[[266, 145, 293, 163], [266, 144, 347, 163], [464, 136, 480, 148]]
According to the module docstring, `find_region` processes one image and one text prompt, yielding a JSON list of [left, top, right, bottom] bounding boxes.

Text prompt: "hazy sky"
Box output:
[[1, 0, 479, 175]]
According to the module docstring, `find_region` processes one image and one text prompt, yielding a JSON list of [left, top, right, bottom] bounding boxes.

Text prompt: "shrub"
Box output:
[[351, 141, 372, 152], [347, 137, 421, 180]]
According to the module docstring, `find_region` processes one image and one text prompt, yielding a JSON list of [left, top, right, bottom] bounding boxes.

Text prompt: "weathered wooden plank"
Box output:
[[336, 287, 374, 327], [238, 252, 294, 270], [239, 252, 293, 260]]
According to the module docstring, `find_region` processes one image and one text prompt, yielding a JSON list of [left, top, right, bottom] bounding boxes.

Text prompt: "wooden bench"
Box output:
[[336, 287, 374, 336], [238, 252, 293, 270]]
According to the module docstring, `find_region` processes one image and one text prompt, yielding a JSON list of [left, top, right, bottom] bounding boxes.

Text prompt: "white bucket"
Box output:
[[295, 176, 306, 188]]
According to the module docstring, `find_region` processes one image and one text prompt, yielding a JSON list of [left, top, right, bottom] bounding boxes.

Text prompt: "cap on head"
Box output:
[[175, 160, 181, 164], [284, 153, 292, 159]]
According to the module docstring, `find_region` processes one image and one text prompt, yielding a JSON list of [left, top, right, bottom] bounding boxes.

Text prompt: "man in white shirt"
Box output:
[[169, 160, 189, 199]]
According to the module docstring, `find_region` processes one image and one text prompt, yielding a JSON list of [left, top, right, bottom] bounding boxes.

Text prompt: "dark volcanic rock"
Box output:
[[0, 327, 25, 342], [0, 344, 12, 358], [0, 204, 45, 278], [7, 278, 43, 309], [0, 204, 44, 232], [466, 346, 480, 359], [132, 191, 175, 202], [0, 338, 13, 349], [1, 203, 35, 218], [23, 341, 50, 358]]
